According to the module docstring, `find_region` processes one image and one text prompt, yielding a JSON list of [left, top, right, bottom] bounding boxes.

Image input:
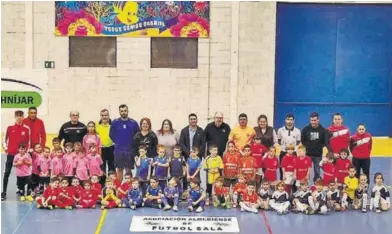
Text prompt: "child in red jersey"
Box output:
[[108, 171, 121, 188], [222, 141, 241, 189], [55, 178, 74, 209], [262, 146, 279, 187], [281, 144, 296, 194], [238, 145, 257, 183], [232, 174, 247, 208], [239, 182, 259, 214], [50, 149, 64, 177], [36, 177, 60, 209], [336, 149, 352, 187], [69, 177, 84, 205], [212, 177, 231, 209], [77, 180, 97, 209], [117, 172, 132, 201], [328, 113, 350, 158], [38, 147, 51, 194], [350, 123, 372, 179], [294, 146, 312, 189], [251, 136, 268, 189], [91, 174, 102, 202], [319, 153, 337, 186]]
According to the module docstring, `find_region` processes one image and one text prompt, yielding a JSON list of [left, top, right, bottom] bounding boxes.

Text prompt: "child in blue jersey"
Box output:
[[153, 145, 169, 191], [123, 177, 143, 210], [188, 178, 206, 213], [135, 145, 152, 194], [169, 145, 187, 199], [186, 146, 202, 199], [143, 176, 163, 209], [162, 177, 180, 212]]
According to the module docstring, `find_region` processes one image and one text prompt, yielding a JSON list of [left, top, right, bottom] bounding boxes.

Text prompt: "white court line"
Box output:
[[11, 204, 33, 234]]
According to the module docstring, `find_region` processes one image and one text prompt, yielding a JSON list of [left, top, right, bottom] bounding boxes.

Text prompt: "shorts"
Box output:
[[223, 178, 237, 187], [256, 168, 263, 176], [284, 172, 295, 185], [114, 148, 134, 169]]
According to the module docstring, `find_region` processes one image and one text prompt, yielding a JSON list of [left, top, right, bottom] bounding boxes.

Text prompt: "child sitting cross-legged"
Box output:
[[123, 177, 143, 210], [239, 181, 259, 214], [162, 177, 180, 212], [143, 176, 163, 209], [212, 176, 231, 209]]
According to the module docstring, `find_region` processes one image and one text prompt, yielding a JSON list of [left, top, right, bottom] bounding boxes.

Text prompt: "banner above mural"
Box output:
[[55, 1, 210, 38]]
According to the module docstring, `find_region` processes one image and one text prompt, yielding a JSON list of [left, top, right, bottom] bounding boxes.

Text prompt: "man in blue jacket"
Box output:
[[109, 104, 139, 181]]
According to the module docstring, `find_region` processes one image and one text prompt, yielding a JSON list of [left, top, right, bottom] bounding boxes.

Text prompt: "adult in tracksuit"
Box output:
[[2, 110, 31, 201], [301, 112, 330, 182], [109, 104, 139, 181], [58, 110, 87, 145]]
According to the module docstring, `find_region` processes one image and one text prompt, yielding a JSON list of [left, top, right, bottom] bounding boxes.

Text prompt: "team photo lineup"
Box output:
[[2, 104, 390, 215]]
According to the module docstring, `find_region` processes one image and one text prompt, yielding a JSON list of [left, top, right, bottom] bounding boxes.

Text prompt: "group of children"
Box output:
[[13, 135, 390, 215]]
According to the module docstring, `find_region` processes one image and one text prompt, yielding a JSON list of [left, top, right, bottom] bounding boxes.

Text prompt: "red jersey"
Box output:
[[242, 192, 258, 203], [42, 186, 59, 199], [118, 182, 131, 193], [223, 152, 241, 179], [251, 144, 267, 168], [328, 125, 350, 154], [262, 156, 279, 182], [350, 133, 372, 159], [81, 189, 98, 200], [3, 123, 30, 155], [214, 186, 230, 196], [91, 182, 102, 195], [281, 154, 296, 172], [321, 162, 336, 185], [112, 179, 121, 189], [238, 156, 256, 181], [69, 185, 84, 199], [22, 118, 46, 148], [233, 183, 247, 194], [295, 156, 312, 181], [335, 158, 351, 184], [59, 187, 72, 197]]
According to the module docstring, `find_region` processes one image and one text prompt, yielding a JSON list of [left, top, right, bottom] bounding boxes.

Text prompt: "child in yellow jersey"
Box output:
[[341, 166, 358, 211], [203, 144, 224, 206]]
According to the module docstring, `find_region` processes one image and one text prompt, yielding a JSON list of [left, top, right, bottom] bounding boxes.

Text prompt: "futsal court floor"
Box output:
[[1, 156, 391, 234]]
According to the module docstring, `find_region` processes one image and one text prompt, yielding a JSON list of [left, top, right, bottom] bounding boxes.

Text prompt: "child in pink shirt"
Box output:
[[51, 148, 64, 177], [74, 149, 89, 181], [38, 147, 51, 193], [62, 142, 76, 183], [83, 121, 102, 156], [87, 144, 103, 177], [32, 143, 43, 194], [13, 144, 33, 201]]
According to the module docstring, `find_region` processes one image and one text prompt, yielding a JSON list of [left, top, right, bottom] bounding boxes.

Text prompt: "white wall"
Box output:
[[1, 1, 276, 134]]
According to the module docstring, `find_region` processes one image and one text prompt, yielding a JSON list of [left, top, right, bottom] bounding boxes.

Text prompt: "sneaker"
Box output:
[[1, 192, 7, 201], [92, 205, 96, 209], [158, 203, 162, 209], [251, 208, 259, 214], [205, 199, 210, 206], [173, 206, 178, 212], [163, 205, 172, 211], [188, 206, 193, 212], [37, 204, 42, 209], [20, 196, 26, 202], [376, 208, 381, 213], [362, 208, 367, 213], [26, 195, 34, 202], [130, 205, 136, 210], [48, 205, 53, 210], [240, 207, 245, 212], [195, 206, 203, 213], [278, 210, 283, 215], [76, 205, 83, 208], [66, 206, 73, 210], [213, 200, 220, 208], [232, 203, 237, 208], [101, 205, 106, 210], [226, 203, 232, 209]]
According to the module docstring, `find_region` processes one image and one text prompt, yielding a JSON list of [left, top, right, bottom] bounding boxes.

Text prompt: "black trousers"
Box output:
[[101, 146, 115, 174], [352, 157, 371, 179], [17, 176, 32, 196], [2, 155, 14, 193], [39, 177, 50, 191], [206, 183, 213, 198], [31, 174, 40, 191]]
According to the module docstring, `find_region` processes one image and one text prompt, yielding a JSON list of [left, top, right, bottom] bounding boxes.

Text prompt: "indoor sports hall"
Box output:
[[1, 1, 392, 234]]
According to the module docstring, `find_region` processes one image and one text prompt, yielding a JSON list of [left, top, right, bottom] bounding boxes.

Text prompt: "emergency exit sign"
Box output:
[[44, 61, 55, 68]]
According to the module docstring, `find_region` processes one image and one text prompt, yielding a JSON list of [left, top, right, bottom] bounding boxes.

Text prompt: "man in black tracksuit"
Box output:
[[58, 110, 87, 145], [301, 112, 330, 182]]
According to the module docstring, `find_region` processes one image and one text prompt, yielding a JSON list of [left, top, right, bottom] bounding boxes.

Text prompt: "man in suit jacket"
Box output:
[[179, 113, 206, 159]]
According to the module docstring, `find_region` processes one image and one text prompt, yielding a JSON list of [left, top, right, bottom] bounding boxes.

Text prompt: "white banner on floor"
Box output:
[[129, 216, 240, 233]]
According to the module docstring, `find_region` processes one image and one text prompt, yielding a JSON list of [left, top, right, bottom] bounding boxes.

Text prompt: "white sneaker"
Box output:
[[188, 206, 193, 212], [195, 206, 203, 213], [163, 205, 171, 211], [251, 208, 259, 214], [173, 206, 178, 212], [240, 207, 245, 212]]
